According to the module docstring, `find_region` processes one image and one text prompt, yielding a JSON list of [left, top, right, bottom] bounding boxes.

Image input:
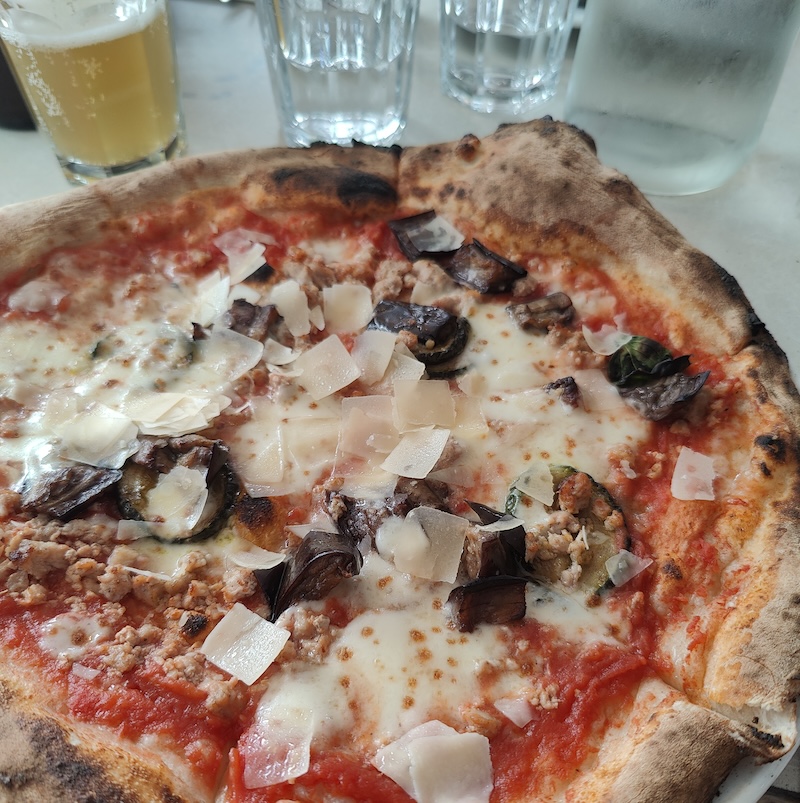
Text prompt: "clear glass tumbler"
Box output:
[[563, 0, 800, 195], [255, 0, 420, 147], [0, 0, 186, 185], [439, 0, 580, 114]]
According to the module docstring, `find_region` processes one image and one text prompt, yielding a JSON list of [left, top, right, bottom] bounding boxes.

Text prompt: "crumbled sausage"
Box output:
[[97, 564, 134, 602], [8, 539, 76, 579], [65, 558, 105, 593], [221, 566, 258, 604]]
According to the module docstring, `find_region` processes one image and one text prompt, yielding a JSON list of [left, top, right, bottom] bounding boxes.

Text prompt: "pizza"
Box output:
[[0, 118, 798, 803]]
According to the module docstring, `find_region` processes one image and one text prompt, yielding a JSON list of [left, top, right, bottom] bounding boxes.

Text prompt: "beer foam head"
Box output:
[[1, 0, 163, 48]]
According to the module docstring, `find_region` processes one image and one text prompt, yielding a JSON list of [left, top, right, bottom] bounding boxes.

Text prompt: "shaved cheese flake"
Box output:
[[270, 280, 310, 337], [671, 446, 716, 501], [187, 327, 264, 386], [393, 379, 455, 432], [242, 702, 313, 788], [193, 270, 231, 326], [337, 466, 399, 500], [143, 465, 209, 537], [71, 663, 101, 680], [381, 427, 451, 479], [572, 368, 628, 413], [124, 392, 228, 436], [512, 462, 554, 507], [229, 546, 286, 571], [582, 323, 633, 355], [494, 696, 535, 728], [228, 283, 262, 307], [374, 722, 492, 803], [408, 731, 493, 803], [294, 336, 361, 400], [351, 329, 397, 386], [309, 305, 325, 331], [200, 602, 290, 686], [376, 506, 469, 583], [340, 396, 399, 458], [322, 284, 374, 333], [406, 214, 465, 255], [55, 402, 139, 469], [115, 519, 153, 541], [380, 346, 426, 386], [213, 228, 275, 284], [373, 721, 459, 798], [262, 338, 299, 366], [408, 506, 470, 583], [453, 395, 488, 436], [605, 549, 653, 586]]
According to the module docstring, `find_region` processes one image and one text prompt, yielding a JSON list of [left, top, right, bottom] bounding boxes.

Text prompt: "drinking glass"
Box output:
[[439, 0, 580, 114], [563, 0, 800, 195], [0, 0, 186, 185], [254, 0, 420, 147]]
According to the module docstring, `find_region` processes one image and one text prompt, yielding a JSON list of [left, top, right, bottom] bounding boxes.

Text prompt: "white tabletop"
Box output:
[[0, 0, 799, 796]]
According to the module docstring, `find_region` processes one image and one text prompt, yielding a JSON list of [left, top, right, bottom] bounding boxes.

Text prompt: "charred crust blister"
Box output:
[[335, 170, 398, 209], [755, 433, 787, 463]]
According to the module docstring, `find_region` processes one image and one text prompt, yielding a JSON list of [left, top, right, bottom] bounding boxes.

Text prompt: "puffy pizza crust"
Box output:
[[0, 141, 400, 274], [0, 673, 200, 803]]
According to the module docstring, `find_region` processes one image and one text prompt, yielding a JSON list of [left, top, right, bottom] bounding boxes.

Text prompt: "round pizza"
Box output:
[[0, 119, 798, 803]]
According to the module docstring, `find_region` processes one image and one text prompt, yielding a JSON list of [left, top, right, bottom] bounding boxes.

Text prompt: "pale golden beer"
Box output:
[[0, 0, 184, 183]]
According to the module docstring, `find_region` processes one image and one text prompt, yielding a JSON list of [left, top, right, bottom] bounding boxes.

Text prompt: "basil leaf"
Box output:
[[608, 336, 690, 388]]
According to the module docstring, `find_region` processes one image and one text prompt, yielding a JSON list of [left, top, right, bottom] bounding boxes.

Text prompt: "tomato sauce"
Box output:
[[226, 749, 414, 803]]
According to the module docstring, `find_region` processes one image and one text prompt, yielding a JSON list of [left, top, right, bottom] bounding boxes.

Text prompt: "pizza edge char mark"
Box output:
[[0, 119, 797, 803]]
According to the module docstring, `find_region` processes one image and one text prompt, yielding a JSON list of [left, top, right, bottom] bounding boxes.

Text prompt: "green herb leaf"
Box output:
[[607, 336, 690, 388]]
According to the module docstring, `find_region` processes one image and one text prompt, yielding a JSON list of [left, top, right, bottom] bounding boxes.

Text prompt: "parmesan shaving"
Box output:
[[582, 323, 633, 355], [294, 336, 361, 400], [200, 603, 290, 686], [322, 284, 374, 333], [671, 446, 716, 501], [380, 427, 451, 479]]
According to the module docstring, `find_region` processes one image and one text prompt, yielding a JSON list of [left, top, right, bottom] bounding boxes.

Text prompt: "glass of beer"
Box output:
[[0, 0, 186, 185]]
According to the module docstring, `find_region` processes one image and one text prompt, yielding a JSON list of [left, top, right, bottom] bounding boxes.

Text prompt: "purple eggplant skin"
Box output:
[[447, 576, 528, 632], [259, 531, 363, 621]]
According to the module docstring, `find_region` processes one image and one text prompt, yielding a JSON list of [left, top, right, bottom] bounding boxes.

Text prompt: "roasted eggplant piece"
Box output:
[[20, 465, 122, 519], [328, 477, 448, 545], [225, 299, 279, 342], [466, 500, 527, 578], [368, 300, 470, 365], [619, 370, 710, 421], [544, 376, 582, 409], [608, 336, 708, 419], [258, 531, 363, 621], [507, 292, 575, 331], [447, 576, 528, 632], [439, 241, 527, 294], [117, 436, 238, 543], [388, 210, 464, 261]]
